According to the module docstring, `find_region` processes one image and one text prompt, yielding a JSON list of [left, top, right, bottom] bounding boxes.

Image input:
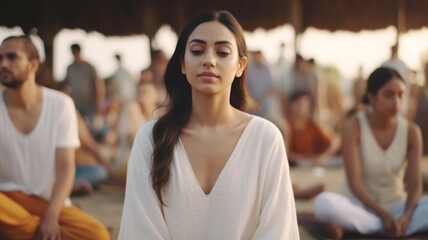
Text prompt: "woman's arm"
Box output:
[[342, 117, 398, 236], [252, 128, 299, 240], [313, 127, 341, 166], [397, 123, 423, 236], [118, 127, 171, 240], [76, 111, 115, 179]]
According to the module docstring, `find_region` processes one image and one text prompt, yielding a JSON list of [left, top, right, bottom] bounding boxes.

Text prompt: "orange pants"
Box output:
[[0, 191, 110, 240]]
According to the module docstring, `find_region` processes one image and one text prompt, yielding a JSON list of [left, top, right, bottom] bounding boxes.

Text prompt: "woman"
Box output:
[[118, 11, 299, 239], [314, 67, 428, 239], [114, 81, 159, 183]]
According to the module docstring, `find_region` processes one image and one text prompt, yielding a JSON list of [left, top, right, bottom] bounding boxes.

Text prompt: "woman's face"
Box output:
[[290, 95, 311, 118], [369, 77, 405, 116], [181, 21, 247, 96]]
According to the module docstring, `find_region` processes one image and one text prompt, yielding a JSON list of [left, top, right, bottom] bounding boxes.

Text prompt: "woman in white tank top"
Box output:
[[314, 67, 428, 239]]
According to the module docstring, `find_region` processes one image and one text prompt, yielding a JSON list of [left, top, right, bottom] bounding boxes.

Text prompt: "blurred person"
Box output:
[[314, 67, 427, 239], [275, 43, 294, 115], [114, 81, 159, 183], [0, 36, 109, 239], [56, 81, 117, 195], [292, 54, 318, 101], [414, 62, 428, 192], [150, 49, 168, 102], [316, 65, 345, 132], [118, 11, 299, 239], [275, 42, 291, 87], [66, 43, 106, 139], [110, 53, 136, 104], [381, 44, 411, 116], [140, 67, 154, 83], [72, 111, 116, 195], [246, 50, 287, 137], [246, 50, 273, 109], [149, 50, 169, 117], [285, 91, 341, 167], [348, 65, 367, 116]]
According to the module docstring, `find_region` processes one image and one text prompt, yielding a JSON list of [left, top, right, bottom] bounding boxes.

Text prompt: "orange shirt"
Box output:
[[287, 119, 331, 157]]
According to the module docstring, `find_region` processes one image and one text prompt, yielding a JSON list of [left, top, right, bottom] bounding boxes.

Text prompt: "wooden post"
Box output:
[[396, 0, 406, 46], [290, 0, 303, 54]]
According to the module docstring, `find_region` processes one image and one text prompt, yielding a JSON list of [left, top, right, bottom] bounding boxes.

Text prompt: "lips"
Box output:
[[198, 72, 219, 78]]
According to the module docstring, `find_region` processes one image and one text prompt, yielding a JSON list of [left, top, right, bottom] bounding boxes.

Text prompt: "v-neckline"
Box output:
[[1, 88, 45, 138], [178, 116, 255, 198], [364, 112, 400, 153]]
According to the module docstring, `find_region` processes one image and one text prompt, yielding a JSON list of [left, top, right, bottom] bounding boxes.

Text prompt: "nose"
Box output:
[[391, 94, 403, 110], [0, 57, 7, 69], [203, 50, 216, 68]]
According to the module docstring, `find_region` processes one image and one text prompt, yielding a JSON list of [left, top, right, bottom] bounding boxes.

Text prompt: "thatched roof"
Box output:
[[2, 0, 427, 40]]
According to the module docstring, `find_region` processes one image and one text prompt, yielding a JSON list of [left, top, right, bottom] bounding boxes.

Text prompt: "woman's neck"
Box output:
[[187, 90, 235, 128], [367, 109, 397, 129]]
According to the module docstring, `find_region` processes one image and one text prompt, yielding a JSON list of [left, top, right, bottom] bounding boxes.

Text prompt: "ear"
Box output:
[[236, 56, 248, 77], [367, 92, 375, 104], [30, 59, 39, 73], [180, 57, 186, 75]]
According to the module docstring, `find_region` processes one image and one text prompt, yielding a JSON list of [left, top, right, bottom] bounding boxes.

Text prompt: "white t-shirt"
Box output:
[[119, 116, 299, 240], [0, 87, 80, 205]]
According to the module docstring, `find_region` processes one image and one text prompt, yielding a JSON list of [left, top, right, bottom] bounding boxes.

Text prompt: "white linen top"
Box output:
[[119, 116, 299, 240], [0, 87, 80, 205], [340, 111, 408, 210]]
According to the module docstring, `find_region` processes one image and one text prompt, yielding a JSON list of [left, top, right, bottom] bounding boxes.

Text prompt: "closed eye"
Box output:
[[217, 51, 230, 57], [191, 50, 204, 55], [6, 53, 16, 60]]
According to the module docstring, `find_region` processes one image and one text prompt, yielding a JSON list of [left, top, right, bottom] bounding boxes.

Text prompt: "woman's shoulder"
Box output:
[[407, 121, 422, 142], [247, 115, 283, 142], [134, 120, 157, 142], [343, 112, 361, 131]]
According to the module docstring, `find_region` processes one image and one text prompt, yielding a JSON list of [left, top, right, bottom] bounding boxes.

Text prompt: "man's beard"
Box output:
[[0, 71, 26, 89], [1, 78, 24, 88]]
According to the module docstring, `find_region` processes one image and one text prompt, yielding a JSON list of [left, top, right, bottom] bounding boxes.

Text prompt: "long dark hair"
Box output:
[[362, 67, 404, 105], [151, 10, 249, 205]]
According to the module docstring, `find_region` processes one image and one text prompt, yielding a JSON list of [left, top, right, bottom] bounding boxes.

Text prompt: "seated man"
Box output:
[[0, 36, 110, 239], [285, 91, 341, 167]]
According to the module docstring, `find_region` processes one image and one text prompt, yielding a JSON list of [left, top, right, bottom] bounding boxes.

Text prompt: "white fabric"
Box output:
[[381, 58, 411, 115], [339, 111, 407, 210], [0, 87, 80, 205], [315, 192, 428, 236], [119, 116, 299, 240]]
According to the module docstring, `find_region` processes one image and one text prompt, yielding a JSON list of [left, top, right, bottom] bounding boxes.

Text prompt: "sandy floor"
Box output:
[[71, 156, 428, 240]]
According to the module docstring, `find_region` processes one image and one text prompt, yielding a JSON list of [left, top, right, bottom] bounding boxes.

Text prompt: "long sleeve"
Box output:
[[252, 131, 300, 240], [118, 126, 171, 240]]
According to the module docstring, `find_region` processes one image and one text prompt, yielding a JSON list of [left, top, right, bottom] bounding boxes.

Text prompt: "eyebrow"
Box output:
[[188, 39, 233, 46]]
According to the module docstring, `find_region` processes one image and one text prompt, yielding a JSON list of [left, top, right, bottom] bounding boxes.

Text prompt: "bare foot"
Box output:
[[322, 223, 344, 240], [294, 183, 325, 199], [72, 180, 94, 196]]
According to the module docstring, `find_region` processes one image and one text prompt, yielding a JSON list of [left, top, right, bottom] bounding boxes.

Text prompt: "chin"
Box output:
[[389, 110, 400, 116]]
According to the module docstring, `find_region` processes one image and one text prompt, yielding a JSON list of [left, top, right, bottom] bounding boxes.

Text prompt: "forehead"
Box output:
[[187, 21, 237, 46], [0, 39, 25, 55], [379, 77, 406, 91]]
